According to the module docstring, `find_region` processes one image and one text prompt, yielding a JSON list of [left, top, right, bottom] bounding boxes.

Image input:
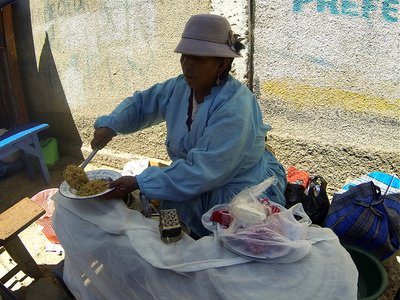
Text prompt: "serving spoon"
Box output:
[[79, 148, 99, 169]]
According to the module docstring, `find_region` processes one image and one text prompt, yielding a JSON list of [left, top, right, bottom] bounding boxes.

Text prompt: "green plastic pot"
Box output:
[[344, 245, 388, 300], [40, 137, 59, 168]]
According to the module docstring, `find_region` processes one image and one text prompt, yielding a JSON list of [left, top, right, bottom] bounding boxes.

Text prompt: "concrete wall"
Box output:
[[14, 0, 212, 159], [12, 0, 399, 193], [252, 0, 399, 192]]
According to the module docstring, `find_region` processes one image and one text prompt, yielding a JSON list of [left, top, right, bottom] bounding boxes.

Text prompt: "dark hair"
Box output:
[[219, 58, 233, 80]]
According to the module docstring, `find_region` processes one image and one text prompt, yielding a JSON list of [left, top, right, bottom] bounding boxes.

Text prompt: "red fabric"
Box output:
[[287, 166, 310, 190]]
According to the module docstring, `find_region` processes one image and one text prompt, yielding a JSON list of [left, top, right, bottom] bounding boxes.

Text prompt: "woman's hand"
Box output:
[[91, 127, 116, 150], [102, 176, 139, 199]]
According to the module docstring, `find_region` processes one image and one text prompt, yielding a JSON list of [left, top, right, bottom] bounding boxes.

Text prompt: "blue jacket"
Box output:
[[95, 75, 286, 236]]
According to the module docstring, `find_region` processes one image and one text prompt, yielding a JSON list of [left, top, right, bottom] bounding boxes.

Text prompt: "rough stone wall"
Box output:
[[252, 0, 399, 193]]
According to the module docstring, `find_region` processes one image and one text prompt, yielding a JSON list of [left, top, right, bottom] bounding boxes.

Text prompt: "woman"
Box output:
[[91, 14, 287, 237], [52, 15, 358, 299]]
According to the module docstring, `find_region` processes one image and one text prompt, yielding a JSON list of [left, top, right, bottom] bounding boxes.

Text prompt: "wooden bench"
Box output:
[[0, 123, 51, 185], [0, 197, 46, 284]]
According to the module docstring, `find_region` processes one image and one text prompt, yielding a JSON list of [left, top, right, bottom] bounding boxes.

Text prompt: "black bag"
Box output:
[[285, 176, 330, 226]]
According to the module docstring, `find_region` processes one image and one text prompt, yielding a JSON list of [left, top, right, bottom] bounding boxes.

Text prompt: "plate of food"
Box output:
[[59, 165, 121, 199]]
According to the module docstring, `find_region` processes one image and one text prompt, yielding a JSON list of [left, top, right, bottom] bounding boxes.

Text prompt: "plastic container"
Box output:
[[344, 245, 388, 300], [40, 137, 59, 168], [31, 188, 60, 244]]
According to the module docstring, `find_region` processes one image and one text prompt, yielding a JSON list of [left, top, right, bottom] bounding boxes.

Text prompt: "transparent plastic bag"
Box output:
[[202, 178, 312, 262], [229, 177, 277, 229], [202, 178, 277, 232], [218, 204, 312, 261]]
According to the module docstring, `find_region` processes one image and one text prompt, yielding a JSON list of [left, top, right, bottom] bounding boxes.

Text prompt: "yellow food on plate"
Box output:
[[63, 165, 89, 190], [77, 179, 109, 196]]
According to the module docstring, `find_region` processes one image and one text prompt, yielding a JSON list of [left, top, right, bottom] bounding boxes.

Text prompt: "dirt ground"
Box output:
[[0, 156, 82, 300], [0, 154, 399, 299]]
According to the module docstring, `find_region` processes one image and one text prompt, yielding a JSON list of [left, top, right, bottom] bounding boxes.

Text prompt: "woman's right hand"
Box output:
[[90, 127, 116, 150]]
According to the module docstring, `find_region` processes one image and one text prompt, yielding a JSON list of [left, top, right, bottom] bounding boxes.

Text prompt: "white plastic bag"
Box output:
[[218, 204, 312, 262], [202, 178, 313, 262], [201, 178, 277, 232], [229, 177, 279, 229]]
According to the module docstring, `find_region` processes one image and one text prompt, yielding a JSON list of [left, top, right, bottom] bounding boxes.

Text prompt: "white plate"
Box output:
[[59, 169, 121, 200], [217, 224, 278, 261]]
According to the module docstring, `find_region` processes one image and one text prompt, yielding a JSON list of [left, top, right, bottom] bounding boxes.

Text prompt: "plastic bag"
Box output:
[[202, 178, 313, 262], [285, 176, 330, 226], [221, 204, 311, 261], [302, 176, 330, 226], [325, 173, 400, 261], [229, 177, 277, 229], [287, 166, 310, 189], [31, 188, 60, 243]]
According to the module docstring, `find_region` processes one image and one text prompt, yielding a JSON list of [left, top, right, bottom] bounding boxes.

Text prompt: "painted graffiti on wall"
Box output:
[[35, 0, 158, 108], [254, 0, 399, 126], [45, 0, 92, 22], [293, 0, 399, 22]]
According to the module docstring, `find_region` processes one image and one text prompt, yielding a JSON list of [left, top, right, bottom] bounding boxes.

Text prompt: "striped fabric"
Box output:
[[336, 172, 400, 195], [324, 172, 400, 261]]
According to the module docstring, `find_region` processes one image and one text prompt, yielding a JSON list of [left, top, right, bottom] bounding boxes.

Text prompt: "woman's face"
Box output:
[[180, 55, 227, 92]]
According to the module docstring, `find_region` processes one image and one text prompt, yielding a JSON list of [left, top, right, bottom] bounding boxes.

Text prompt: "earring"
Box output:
[[216, 75, 221, 86]]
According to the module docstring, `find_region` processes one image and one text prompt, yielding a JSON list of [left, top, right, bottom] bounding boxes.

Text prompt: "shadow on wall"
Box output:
[[12, 0, 83, 159]]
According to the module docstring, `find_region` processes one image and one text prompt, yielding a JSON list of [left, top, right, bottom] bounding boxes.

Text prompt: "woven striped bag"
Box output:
[[324, 172, 400, 261]]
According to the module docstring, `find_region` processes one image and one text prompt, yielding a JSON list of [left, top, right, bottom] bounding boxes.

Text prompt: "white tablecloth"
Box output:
[[52, 192, 358, 300]]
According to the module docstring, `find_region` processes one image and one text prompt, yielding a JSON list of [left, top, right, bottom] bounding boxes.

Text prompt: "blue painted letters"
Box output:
[[382, 0, 399, 22], [293, 0, 399, 22]]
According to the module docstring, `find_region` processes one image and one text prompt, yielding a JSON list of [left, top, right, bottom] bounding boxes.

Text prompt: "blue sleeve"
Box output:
[[94, 77, 178, 134], [137, 87, 267, 201]]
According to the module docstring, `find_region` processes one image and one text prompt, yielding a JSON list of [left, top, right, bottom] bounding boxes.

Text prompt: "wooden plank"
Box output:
[[0, 197, 45, 244], [0, 260, 22, 284], [0, 8, 15, 129], [3, 236, 44, 281], [2, 4, 29, 125]]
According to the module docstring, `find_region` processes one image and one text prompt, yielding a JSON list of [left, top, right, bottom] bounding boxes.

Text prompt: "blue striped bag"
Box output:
[[324, 172, 400, 261]]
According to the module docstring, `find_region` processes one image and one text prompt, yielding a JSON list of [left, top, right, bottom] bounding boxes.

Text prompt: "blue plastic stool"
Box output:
[[0, 123, 51, 184]]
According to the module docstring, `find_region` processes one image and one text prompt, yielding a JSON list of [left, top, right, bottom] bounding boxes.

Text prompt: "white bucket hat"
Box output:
[[175, 14, 242, 58]]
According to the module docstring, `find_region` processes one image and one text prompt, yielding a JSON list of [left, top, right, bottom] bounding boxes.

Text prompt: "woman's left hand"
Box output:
[[101, 176, 139, 199]]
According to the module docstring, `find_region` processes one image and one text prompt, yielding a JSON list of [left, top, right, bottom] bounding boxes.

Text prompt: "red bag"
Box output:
[[287, 166, 310, 189], [285, 167, 330, 226]]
